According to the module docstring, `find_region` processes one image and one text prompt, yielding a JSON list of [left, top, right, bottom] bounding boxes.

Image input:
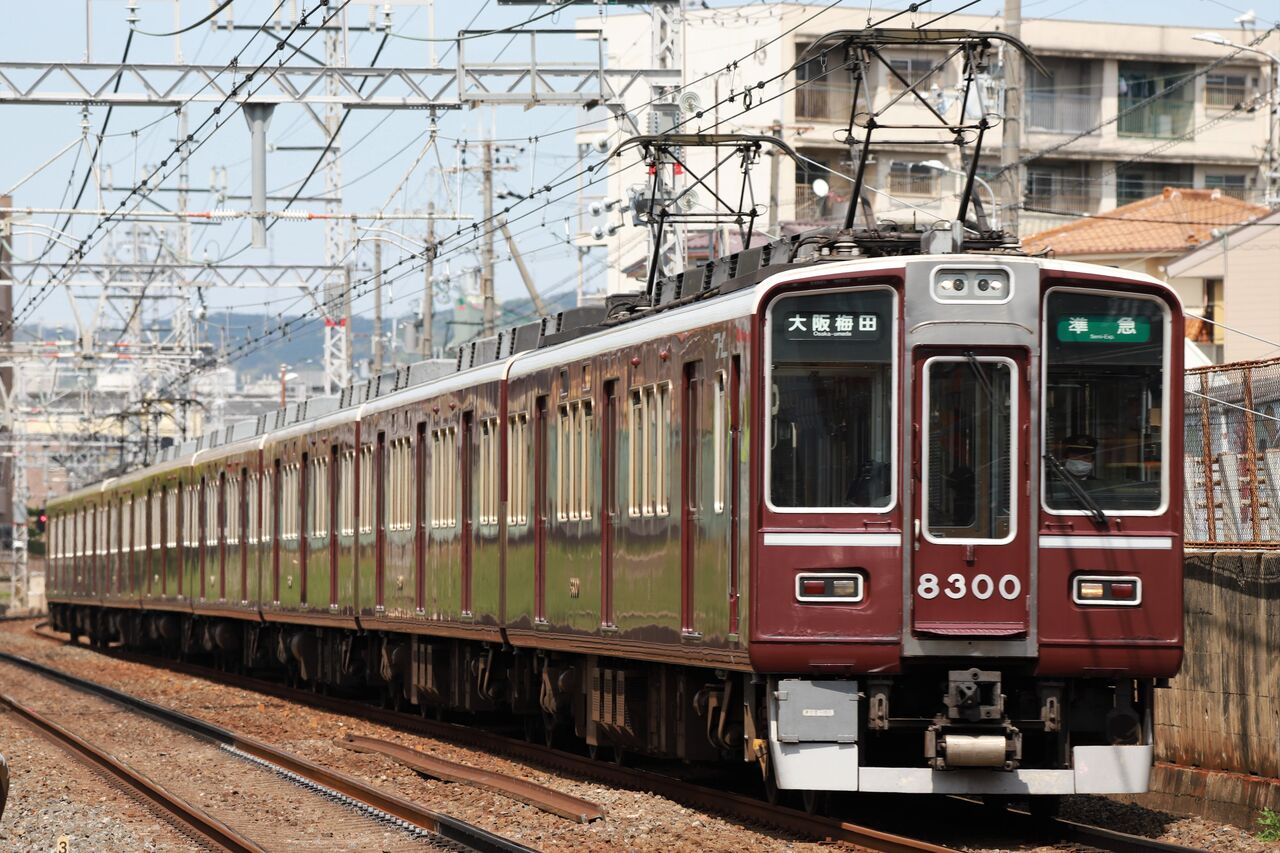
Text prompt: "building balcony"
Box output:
[[1117, 98, 1194, 139], [1026, 91, 1100, 135], [795, 82, 854, 125]]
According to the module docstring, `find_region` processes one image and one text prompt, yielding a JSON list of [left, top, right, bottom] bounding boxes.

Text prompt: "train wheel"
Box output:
[[542, 712, 558, 748]]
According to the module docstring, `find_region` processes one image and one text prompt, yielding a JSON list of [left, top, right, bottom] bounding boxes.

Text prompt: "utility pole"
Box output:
[[0, 194, 18, 611], [1001, 0, 1023, 235], [421, 203, 435, 359], [481, 140, 496, 338], [768, 119, 783, 235], [373, 240, 384, 376]]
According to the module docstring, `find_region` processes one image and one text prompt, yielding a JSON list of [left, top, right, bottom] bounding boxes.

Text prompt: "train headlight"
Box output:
[[1072, 575, 1142, 606]]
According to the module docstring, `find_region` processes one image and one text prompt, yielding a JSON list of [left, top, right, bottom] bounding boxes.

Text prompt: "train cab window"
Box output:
[[767, 288, 895, 510], [1043, 290, 1167, 513], [924, 358, 1016, 542]]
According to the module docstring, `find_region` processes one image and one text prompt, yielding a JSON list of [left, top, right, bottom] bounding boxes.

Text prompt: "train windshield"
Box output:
[[768, 288, 894, 510], [1043, 290, 1166, 512]]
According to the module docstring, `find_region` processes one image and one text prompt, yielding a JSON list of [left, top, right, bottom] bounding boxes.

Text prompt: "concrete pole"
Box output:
[[373, 240, 384, 375], [0, 195, 12, 604], [481, 141, 496, 338], [1001, 0, 1023, 235], [243, 104, 275, 249], [421, 203, 434, 358], [768, 120, 782, 236]]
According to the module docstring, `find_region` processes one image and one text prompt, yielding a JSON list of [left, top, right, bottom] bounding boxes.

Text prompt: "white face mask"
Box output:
[[1065, 458, 1093, 478]]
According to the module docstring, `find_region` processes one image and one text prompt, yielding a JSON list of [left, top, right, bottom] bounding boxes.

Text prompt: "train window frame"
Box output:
[[920, 355, 1020, 546], [763, 284, 899, 515], [628, 383, 671, 518], [1039, 285, 1172, 518]]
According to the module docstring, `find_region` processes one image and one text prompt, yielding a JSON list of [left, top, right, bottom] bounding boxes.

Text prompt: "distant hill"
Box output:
[[22, 290, 581, 382]]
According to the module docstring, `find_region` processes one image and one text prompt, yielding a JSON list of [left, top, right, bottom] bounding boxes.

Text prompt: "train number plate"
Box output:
[[916, 573, 1022, 601]]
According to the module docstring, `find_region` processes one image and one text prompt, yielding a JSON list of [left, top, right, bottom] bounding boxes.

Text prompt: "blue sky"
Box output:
[[1, 0, 1270, 339]]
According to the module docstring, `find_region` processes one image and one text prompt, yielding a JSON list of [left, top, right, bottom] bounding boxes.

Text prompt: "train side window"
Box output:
[[507, 413, 529, 526], [165, 487, 177, 550], [264, 469, 275, 543], [339, 450, 354, 536], [133, 498, 143, 552], [359, 445, 374, 535], [205, 479, 217, 547], [557, 405, 570, 522], [246, 474, 259, 544], [227, 476, 241, 546], [149, 491, 161, 550], [310, 456, 329, 538]]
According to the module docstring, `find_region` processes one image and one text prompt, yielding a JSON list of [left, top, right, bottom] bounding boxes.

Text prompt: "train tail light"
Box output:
[[1072, 575, 1141, 606], [795, 573, 864, 603]]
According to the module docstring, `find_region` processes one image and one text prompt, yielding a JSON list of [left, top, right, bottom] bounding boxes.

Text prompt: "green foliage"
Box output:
[[1258, 807, 1280, 842]]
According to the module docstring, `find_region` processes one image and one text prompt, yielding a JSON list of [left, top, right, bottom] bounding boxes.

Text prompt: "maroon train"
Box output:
[[47, 244, 1182, 801]]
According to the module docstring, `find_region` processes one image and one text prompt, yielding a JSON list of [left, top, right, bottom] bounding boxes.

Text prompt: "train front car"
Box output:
[[755, 255, 1182, 799]]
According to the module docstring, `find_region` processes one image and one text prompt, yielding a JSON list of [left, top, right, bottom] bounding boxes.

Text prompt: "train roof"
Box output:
[[47, 243, 1180, 510]]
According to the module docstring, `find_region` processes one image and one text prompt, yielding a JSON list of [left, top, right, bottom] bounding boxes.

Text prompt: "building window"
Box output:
[[1115, 163, 1193, 204], [795, 41, 855, 122], [629, 384, 670, 518], [1118, 62, 1194, 138], [1025, 162, 1096, 213], [1204, 173, 1248, 198], [886, 162, 940, 196], [886, 54, 944, 93], [1205, 71, 1251, 109]]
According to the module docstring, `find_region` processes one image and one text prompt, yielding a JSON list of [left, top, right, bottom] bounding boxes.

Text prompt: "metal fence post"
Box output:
[[1242, 365, 1262, 542], [1200, 371, 1217, 543]]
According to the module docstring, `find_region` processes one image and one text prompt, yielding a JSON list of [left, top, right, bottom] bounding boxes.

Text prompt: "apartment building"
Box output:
[[583, 4, 1277, 292]]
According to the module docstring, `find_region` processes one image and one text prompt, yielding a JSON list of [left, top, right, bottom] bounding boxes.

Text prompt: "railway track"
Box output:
[[0, 646, 532, 853], [26, 623, 1208, 853]]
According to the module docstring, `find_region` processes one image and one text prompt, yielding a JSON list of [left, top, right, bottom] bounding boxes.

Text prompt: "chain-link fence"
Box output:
[[1185, 358, 1280, 547]]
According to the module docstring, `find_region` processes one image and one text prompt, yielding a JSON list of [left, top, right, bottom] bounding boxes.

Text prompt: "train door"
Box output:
[[681, 360, 701, 636], [600, 380, 618, 627], [534, 395, 549, 623], [375, 431, 386, 610], [415, 422, 426, 612], [911, 348, 1032, 638], [728, 355, 742, 636], [461, 411, 474, 615]]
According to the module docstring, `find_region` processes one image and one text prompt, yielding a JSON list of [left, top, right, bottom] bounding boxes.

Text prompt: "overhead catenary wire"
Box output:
[[9, 0, 355, 331]]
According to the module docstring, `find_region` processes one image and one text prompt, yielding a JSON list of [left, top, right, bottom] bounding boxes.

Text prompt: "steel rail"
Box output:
[[0, 646, 532, 853], [0, 688, 262, 852], [29, 625, 1207, 853], [29, 626, 955, 853], [339, 733, 605, 824]]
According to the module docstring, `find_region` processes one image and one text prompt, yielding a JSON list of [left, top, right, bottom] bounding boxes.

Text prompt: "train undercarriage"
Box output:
[[52, 602, 1155, 799]]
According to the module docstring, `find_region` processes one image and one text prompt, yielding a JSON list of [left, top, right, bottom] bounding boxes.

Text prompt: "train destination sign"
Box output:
[[781, 311, 881, 341], [1056, 315, 1151, 344]]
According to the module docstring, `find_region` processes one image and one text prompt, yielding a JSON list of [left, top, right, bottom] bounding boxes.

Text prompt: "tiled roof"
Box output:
[[1022, 188, 1270, 257]]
